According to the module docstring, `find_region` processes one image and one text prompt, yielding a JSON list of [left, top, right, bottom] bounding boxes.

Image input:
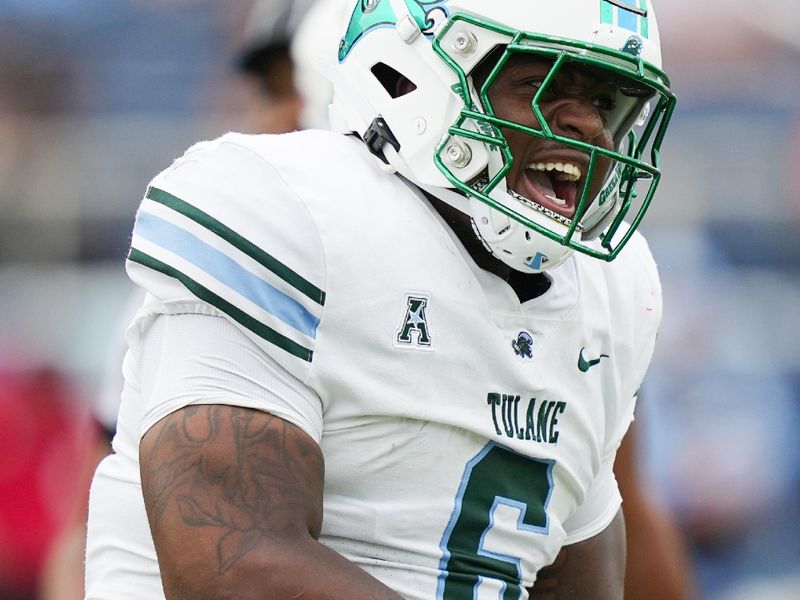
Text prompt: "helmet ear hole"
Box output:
[[370, 62, 417, 98], [471, 46, 506, 91]]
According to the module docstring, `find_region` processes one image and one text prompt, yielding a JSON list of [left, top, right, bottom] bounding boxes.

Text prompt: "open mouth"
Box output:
[[519, 161, 585, 218]]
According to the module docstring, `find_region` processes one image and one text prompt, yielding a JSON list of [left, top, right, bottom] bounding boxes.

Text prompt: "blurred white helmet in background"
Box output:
[[291, 0, 347, 129], [237, 0, 316, 73]]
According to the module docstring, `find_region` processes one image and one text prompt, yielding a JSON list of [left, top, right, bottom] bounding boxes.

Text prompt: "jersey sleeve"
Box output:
[[561, 451, 622, 545], [604, 230, 663, 459], [629, 232, 663, 397], [126, 134, 326, 383], [136, 310, 323, 443]]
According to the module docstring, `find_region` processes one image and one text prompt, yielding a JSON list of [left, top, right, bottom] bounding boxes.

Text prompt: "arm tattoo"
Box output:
[[141, 405, 323, 574]]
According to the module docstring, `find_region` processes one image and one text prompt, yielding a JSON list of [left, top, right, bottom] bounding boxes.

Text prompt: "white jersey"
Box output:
[[86, 130, 662, 600]]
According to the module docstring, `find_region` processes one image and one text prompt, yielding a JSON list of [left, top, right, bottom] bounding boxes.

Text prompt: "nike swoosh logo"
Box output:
[[578, 347, 609, 372]]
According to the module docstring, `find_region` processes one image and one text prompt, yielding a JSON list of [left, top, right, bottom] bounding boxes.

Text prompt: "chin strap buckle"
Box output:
[[364, 117, 401, 165]]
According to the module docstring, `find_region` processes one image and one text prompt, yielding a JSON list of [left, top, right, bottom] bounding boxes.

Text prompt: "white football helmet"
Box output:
[[331, 0, 676, 272]]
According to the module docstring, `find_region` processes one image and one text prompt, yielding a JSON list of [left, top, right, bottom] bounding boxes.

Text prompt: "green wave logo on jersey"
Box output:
[[339, 0, 450, 62]]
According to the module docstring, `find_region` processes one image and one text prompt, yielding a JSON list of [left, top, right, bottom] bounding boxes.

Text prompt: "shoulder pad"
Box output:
[[127, 135, 326, 379]]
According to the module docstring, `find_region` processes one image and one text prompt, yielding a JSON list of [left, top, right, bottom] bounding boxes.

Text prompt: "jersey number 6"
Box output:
[[437, 442, 555, 600]]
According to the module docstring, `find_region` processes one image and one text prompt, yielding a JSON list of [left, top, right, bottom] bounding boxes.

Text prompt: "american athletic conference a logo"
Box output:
[[396, 294, 432, 349]]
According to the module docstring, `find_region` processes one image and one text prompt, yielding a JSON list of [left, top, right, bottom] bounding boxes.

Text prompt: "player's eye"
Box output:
[[592, 94, 616, 111], [521, 78, 561, 103], [521, 78, 545, 91]]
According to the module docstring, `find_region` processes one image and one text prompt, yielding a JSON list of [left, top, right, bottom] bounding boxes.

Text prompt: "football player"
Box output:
[[85, 1, 677, 598], [291, 5, 695, 597], [236, 0, 317, 133]]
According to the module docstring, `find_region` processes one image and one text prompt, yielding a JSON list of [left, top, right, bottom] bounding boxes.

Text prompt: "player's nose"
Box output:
[[548, 97, 606, 143]]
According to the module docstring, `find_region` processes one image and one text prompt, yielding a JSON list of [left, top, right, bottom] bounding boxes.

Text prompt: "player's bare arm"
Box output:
[[615, 425, 696, 600], [529, 510, 626, 600], [140, 404, 404, 600]]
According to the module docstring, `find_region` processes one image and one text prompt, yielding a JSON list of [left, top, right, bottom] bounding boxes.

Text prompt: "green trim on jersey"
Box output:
[[146, 186, 326, 306], [128, 248, 314, 362]]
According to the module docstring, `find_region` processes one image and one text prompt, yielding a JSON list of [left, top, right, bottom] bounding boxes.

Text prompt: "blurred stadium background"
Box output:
[[0, 1, 798, 599]]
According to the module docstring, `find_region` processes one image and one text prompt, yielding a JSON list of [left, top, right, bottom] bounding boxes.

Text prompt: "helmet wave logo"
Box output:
[[339, 0, 449, 62], [620, 35, 644, 57]]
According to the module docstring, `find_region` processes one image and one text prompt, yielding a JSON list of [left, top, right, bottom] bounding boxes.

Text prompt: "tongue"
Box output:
[[552, 179, 577, 207], [526, 170, 555, 198]]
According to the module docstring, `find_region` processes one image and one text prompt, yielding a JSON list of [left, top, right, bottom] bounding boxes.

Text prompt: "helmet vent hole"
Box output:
[[525, 231, 531, 241], [371, 62, 417, 98]]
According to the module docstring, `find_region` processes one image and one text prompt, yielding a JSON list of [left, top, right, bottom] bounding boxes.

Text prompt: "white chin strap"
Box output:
[[384, 134, 576, 275], [413, 181, 574, 274], [415, 181, 471, 214]]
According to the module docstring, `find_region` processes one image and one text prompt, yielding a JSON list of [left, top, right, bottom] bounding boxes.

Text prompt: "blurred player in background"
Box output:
[[236, 0, 317, 133], [0, 366, 99, 600]]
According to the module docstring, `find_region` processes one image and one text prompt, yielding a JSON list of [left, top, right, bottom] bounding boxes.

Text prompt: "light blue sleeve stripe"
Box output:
[[616, 0, 639, 32], [135, 211, 319, 338]]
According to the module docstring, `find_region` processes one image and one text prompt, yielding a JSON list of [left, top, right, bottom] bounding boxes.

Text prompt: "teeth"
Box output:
[[526, 161, 582, 182], [545, 194, 567, 206]]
